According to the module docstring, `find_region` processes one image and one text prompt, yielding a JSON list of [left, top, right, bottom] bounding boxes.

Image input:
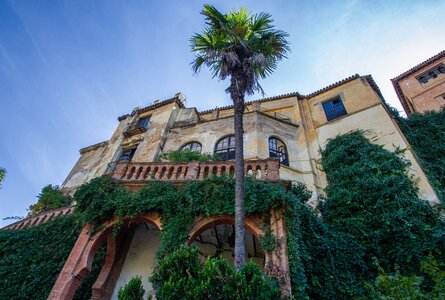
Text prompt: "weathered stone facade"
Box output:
[[5, 74, 441, 299], [60, 74, 438, 204], [392, 50, 445, 115]]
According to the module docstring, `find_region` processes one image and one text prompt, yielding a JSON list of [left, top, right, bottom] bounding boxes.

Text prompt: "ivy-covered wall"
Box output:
[[318, 130, 444, 297], [0, 216, 104, 300], [397, 108, 445, 203], [1, 126, 444, 299]]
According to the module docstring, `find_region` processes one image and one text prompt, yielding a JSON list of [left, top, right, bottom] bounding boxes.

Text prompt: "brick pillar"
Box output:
[[266, 209, 292, 298], [48, 225, 93, 299], [211, 109, 219, 119], [267, 159, 280, 180], [91, 235, 117, 299], [48, 224, 110, 300], [112, 163, 127, 180]]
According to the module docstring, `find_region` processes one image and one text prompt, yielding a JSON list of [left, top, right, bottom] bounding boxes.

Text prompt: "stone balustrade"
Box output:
[[3, 205, 75, 230], [111, 159, 280, 182], [3, 160, 280, 230]]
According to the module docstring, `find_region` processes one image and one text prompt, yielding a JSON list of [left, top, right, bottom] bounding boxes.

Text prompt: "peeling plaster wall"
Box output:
[[61, 79, 439, 203], [61, 102, 180, 193], [303, 78, 438, 202]]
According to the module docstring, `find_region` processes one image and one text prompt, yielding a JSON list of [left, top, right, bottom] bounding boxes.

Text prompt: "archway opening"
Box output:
[[111, 221, 160, 299], [191, 223, 265, 269]]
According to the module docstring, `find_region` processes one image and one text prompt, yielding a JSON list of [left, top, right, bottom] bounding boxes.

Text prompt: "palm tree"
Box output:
[[191, 5, 289, 270]]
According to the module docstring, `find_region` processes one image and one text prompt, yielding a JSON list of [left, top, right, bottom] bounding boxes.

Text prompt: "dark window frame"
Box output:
[[322, 97, 347, 121], [268, 137, 289, 166], [118, 148, 136, 162], [136, 116, 150, 129], [416, 63, 445, 84], [180, 142, 202, 153], [214, 135, 235, 161]]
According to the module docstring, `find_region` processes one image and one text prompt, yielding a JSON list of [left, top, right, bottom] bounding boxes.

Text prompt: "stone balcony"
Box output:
[[3, 159, 280, 230], [111, 159, 280, 188]]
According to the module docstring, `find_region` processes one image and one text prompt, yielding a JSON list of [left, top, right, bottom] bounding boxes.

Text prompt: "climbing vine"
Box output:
[[3, 128, 444, 299], [319, 130, 445, 296], [72, 174, 370, 298], [0, 216, 104, 299], [397, 108, 445, 203]]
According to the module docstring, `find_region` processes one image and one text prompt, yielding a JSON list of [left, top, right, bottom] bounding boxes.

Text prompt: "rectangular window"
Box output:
[[136, 117, 150, 129], [322, 97, 347, 121], [118, 148, 136, 162], [417, 64, 445, 84]]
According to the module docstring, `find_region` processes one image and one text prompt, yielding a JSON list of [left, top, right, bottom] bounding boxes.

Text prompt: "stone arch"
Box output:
[[188, 215, 267, 270], [188, 215, 264, 244], [48, 213, 161, 300]]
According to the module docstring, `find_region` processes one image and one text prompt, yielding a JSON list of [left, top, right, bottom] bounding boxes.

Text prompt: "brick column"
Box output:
[[112, 163, 127, 180], [91, 235, 117, 299], [267, 159, 280, 180], [48, 225, 93, 299], [266, 209, 292, 298]]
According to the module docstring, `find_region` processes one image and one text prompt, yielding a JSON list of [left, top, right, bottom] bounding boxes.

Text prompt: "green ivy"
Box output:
[[158, 148, 220, 162], [0, 216, 102, 299], [319, 130, 445, 298], [364, 255, 445, 300], [397, 108, 445, 203], [4, 127, 440, 299]]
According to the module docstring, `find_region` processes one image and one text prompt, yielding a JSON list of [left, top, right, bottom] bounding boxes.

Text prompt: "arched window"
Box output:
[[269, 137, 289, 166], [181, 142, 202, 153], [215, 135, 235, 161]]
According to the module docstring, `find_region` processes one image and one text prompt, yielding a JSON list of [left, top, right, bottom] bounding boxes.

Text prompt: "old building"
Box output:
[[4, 74, 440, 299], [392, 50, 445, 115]]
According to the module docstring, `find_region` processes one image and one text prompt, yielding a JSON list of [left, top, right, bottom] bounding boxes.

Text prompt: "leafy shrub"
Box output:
[[28, 184, 72, 216], [118, 276, 145, 300], [150, 246, 281, 300], [364, 255, 445, 300], [159, 149, 220, 162]]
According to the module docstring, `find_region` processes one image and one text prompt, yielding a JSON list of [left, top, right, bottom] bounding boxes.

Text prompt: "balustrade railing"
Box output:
[[112, 159, 280, 182], [3, 160, 279, 230], [3, 205, 75, 230]]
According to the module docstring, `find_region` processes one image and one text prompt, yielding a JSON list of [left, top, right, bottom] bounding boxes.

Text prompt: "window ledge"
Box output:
[[123, 127, 147, 137]]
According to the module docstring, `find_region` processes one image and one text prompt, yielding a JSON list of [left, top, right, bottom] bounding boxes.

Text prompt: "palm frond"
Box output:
[[251, 12, 273, 32], [191, 5, 289, 93], [202, 5, 229, 34]]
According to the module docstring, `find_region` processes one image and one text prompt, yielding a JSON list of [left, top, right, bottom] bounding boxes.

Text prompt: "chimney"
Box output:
[[153, 99, 160, 105], [175, 92, 184, 102], [212, 108, 219, 119]]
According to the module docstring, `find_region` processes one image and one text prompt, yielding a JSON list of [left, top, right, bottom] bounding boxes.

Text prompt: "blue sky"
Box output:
[[1, 0, 444, 226]]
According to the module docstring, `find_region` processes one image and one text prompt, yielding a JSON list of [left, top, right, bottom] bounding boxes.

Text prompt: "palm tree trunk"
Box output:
[[231, 76, 246, 271]]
